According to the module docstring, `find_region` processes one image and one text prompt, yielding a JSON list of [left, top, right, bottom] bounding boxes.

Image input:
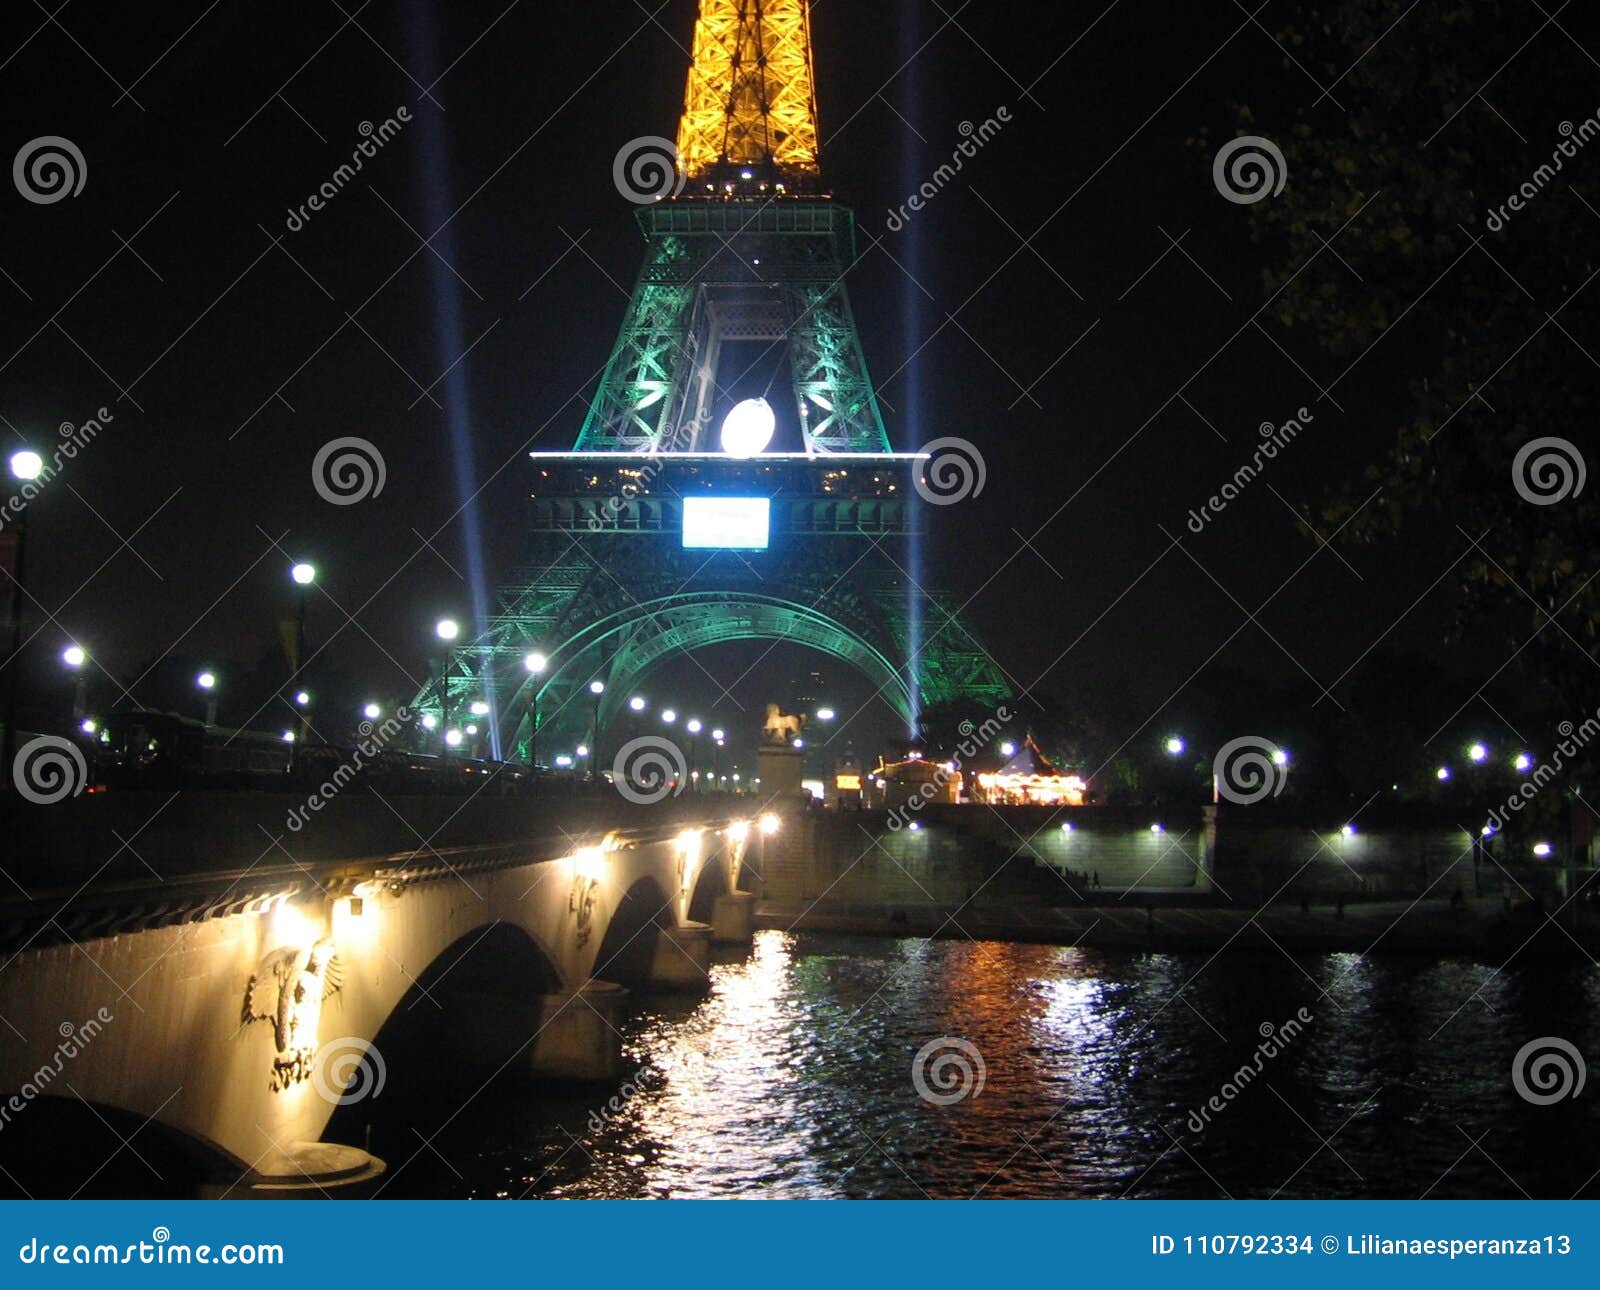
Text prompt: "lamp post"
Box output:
[[62, 644, 87, 719], [588, 679, 605, 777], [523, 651, 546, 766], [686, 718, 702, 791], [3, 449, 45, 777], [196, 671, 218, 726], [435, 618, 459, 753], [288, 562, 316, 757], [712, 728, 725, 789]]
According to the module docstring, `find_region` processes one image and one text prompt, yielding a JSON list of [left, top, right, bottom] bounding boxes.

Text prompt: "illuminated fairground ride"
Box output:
[[972, 738, 1088, 808], [415, 0, 1009, 760]]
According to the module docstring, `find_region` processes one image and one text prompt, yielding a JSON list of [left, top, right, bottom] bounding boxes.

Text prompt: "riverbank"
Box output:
[[754, 895, 1600, 957]]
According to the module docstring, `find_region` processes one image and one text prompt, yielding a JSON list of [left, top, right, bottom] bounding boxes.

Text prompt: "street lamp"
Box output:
[[686, 718, 702, 790], [363, 703, 381, 720], [662, 708, 677, 724], [196, 670, 218, 725], [588, 680, 605, 775], [288, 562, 316, 753], [3, 450, 46, 776], [61, 644, 88, 718], [1165, 736, 1185, 755], [816, 707, 835, 721], [434, 619, 459, 750], [523, 650, 547, 766]]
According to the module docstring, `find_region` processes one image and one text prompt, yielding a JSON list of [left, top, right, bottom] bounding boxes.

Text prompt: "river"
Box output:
[[377, 930, 1600, 1199]]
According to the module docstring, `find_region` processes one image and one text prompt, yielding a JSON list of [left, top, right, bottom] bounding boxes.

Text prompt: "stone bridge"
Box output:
[[0, 789, 777, 1194]]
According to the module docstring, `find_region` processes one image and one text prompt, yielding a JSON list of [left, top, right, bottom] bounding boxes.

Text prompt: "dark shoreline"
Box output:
[[755, 896, 1600, 959]]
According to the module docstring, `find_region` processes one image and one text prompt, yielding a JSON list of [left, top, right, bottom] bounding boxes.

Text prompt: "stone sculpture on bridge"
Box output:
[[242, 938, 343, 1093]]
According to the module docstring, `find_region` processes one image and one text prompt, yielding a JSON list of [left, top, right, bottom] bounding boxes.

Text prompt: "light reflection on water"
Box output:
[[402, 931, 1600, 1199]]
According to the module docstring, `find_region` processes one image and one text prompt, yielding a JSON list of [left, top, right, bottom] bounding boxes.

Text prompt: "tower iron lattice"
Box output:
[[419, 0, 1009, 762]]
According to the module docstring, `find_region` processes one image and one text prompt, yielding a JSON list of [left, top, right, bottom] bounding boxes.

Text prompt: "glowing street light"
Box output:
[[521, 650, 548, 766], [816, 707, 836, 721], [290, 562, 316, 586], [1436, 766, 1451, 781], [576, 743, 590, 759], [1533, 842, 1552, 858], [629, 695, 647, 713], [421, 714, 438, 730], [1514, 752, 1532, 772], [1468, 743, 1488, 763], [1000, 740, 1017, 757], [1272, 748, 1290, 766], [295, 690, 310, 707], [588, 679, 605, 695], [662, 708, 677, 724], [8, 450, 43, 481], [469, 700, 490, 717], [434, 619, 461, 751], [60, 644, 88, 717], [1164, 736, 1185, 756], [444, 728, 463, 748], [196, 675, 219, 726], [711, 727, 725, 741], [363, 703, 381, 720]]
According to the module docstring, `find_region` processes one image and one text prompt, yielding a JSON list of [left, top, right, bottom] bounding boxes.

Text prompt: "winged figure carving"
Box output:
[[242, 938, 343, 1091]]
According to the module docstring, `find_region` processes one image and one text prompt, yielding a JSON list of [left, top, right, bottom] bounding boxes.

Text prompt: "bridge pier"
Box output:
[[647, 921, 712, 991], [528, 981, 630, 1082], [710, 891, 756, 945]]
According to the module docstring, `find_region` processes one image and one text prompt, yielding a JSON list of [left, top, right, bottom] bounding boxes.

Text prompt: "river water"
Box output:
[[381, 931, 1600, 1199]]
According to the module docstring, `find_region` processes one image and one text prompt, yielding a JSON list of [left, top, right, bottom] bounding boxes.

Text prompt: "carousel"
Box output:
[[970, 737, 1087, 807]]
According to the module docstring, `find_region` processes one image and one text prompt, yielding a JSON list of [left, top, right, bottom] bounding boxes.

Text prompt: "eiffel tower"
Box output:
[[426, 0, 1008, 761]]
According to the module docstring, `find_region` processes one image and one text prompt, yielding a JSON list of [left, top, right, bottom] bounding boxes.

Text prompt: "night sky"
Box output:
[[0, 0, 1550, 757]]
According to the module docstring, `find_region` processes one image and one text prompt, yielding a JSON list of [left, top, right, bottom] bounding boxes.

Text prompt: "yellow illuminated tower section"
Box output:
[[675, 0, 821, 185]]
